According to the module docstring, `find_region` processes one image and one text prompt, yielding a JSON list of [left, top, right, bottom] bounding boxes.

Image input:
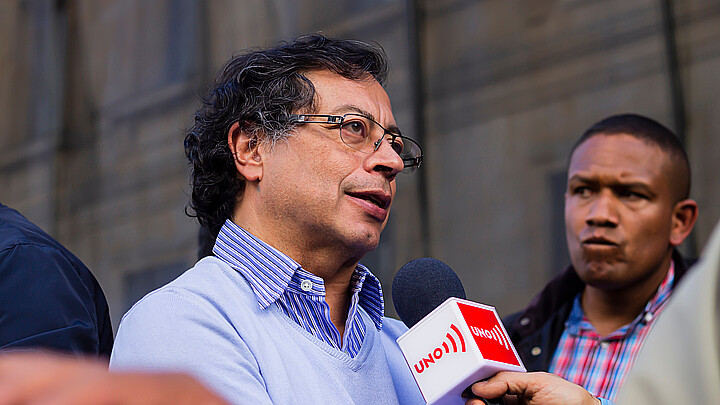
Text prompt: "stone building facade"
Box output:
[[2, 0, 719, 328]]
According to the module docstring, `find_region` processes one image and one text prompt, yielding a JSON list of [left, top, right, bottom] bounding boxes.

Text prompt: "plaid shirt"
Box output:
[[212, 220, 384, 358], [549, 262, 676, 401]]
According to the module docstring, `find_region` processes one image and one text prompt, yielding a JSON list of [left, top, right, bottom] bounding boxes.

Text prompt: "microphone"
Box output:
[[392, 258, 525, 405], [393, 257, 466, 328]]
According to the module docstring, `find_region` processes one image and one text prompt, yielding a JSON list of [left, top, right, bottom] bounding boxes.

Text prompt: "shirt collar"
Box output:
[[566, 261, 676, 337], [352, 263, 384, 330], [212, 220, 385, 328]]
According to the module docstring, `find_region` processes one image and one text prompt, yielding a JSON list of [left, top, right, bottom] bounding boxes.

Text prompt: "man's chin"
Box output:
[[356, 236, 381, 253], [575, 261, 623, 286], [345, 229, 382, 255]]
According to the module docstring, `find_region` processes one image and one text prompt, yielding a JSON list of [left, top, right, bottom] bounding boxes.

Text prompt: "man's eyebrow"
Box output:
[[567, 174, 594, 184], [613, 182, 655, 196], [329, 104, 402, 134], [329, 105, 375, 120], [568, 175, 655, 192]]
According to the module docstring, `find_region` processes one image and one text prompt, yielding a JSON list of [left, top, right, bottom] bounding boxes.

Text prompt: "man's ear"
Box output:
[[669, 199, 699, 246], [228, 122, 263, 182]]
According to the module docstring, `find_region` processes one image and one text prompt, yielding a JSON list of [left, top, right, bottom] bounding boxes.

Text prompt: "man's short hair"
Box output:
[[569, 113, 691, 201], [184, 34, 389, 235]]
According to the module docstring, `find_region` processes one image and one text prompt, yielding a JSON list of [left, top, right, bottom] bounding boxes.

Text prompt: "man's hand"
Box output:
[[0, 351, 230, 405], [466, 371, 601, 405]]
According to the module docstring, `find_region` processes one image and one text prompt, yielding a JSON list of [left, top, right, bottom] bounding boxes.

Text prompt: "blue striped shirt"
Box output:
[[212, 220, 384, 358]]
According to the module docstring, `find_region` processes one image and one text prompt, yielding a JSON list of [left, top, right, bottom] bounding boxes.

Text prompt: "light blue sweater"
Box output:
[[110, 256, 424, 405]]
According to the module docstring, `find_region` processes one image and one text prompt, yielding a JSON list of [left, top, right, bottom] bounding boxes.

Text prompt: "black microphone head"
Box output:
[[392, 257, 466, 328]]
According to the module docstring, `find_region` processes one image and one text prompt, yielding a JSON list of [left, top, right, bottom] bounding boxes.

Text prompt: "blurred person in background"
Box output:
[[0, 203, 112, 356]]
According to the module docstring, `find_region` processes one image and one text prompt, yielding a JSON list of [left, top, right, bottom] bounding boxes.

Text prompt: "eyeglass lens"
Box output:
[[339, 114, 422, 172]]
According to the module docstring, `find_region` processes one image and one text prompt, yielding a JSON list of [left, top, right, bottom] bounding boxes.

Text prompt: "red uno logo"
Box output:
[[457, 302, 520, 366], [412, 324, 466, 374]]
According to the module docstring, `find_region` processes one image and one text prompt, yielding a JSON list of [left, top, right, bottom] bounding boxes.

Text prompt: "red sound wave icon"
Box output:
[[442, 324, 466, 354], [471, 324, 511, 350], [413, 324, 466, 374]]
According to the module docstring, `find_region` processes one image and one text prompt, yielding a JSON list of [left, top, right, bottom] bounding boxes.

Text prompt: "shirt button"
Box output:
[[531, 346, 542, 356], [600, 341, 610, 349], [300, 279, 313, 292], [520, 317, 530, 326], [644, 312, 654, 322]]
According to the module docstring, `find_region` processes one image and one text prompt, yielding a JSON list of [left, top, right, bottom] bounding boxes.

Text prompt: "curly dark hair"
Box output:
[[184, 34, 389, 236]]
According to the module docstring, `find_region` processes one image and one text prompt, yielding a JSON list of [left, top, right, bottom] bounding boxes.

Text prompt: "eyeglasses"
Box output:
[[287, 113, 423, 174]]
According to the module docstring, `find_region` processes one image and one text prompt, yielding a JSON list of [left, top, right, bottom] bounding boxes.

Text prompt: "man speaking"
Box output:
[[110, 35, 424, 405]]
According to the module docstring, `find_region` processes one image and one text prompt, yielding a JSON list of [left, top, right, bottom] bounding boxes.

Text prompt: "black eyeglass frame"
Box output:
[[287, 113, 423, 173]]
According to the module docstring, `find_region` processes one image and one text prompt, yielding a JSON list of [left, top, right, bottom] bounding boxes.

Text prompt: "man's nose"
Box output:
[[364, 135, 404, 179], [586, 191, 619, 227]]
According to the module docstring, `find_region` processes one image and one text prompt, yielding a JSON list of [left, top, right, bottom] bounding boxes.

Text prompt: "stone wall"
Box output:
[[1, 0, 718, 327]]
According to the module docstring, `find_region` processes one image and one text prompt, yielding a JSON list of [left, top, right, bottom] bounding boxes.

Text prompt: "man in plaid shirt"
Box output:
[[468, 114, 698, 405]]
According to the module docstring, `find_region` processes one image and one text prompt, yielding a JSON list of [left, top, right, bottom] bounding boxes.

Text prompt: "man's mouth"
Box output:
[[346, 191, 391, 210], [582, 236, 619, 246]]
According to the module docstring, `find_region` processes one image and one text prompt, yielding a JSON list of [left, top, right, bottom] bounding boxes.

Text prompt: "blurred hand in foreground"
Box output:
[[0, 352, 229, 405]]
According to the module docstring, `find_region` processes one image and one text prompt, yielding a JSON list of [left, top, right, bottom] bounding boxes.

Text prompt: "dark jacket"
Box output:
[[503, 250, 691, 372], [0, 203, 113, 356]]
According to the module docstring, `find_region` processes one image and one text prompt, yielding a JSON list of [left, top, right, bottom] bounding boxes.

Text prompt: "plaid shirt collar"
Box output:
[[565, 261, 676, 338]]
